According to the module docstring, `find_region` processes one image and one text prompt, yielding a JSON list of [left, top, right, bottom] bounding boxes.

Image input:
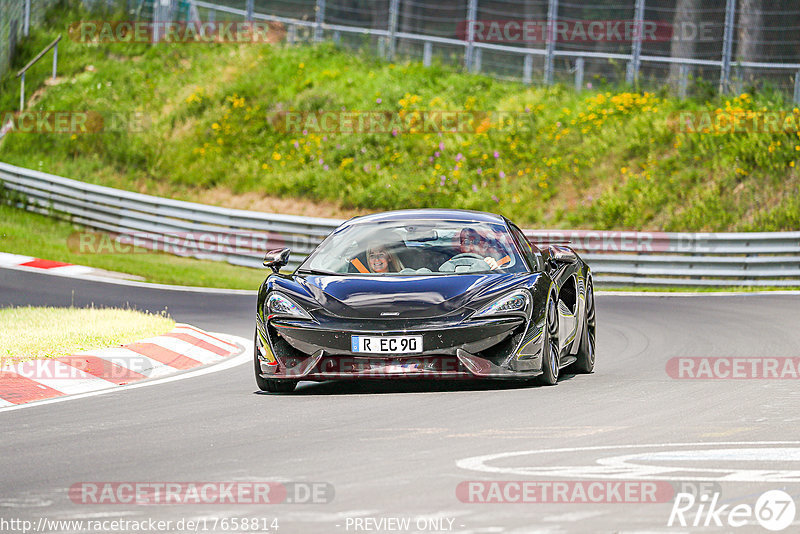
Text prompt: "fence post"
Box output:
[[473, 47, 482, 73], [388, 0, 399, 60], [719, 0, 735, 93], [544, 0, 558, 84], [574, 57, 584, 91], [287, 24, 296, 45], [627, 0, 644, 85], [52, 41, 58, 80], [794, 71, 800, 106], [315, 0, 326, 42], [465, 0, 478, 72], [20, 72, 25, 111], [208, 7, 215, 22], [678, 64, 689, 98], [246, 0, 254, 21], [523, 54, 533, 85], [24, 0, 30, 37], [423, 41, 432, 67]]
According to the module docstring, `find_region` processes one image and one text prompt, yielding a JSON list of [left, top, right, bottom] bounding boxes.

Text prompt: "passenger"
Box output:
[[366, 243, 403, 273]]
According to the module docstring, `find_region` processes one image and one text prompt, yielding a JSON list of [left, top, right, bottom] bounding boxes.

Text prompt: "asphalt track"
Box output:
[[2, 266, 800, 533]]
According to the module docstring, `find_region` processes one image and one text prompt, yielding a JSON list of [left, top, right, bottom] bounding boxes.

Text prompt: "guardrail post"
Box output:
[[314, 0, 326, 42], [627, 0, 644, 85], [523, 54, 533, 85], [544, 0, 558, 84], [388, 0, 399, 60], [207, 7, 215, 22], [287, 24, 296, 45], [24, 0, 30, 37], [574, 57, 584, 91], [678, 64, 689, 98], [246, 0, 254, 21], [719, 0, 735, 93], [794, 71, 800, 105], [333, 30, 340, 44], [465, 0, 478, 72], [423, 41, 432, 66]]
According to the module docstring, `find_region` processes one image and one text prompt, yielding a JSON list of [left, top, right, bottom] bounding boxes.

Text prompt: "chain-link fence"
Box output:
[[0, 0, 200, 78], [5, 0, 800, 97], [0, 0, 62, 77], [194, 0, 800, 99]]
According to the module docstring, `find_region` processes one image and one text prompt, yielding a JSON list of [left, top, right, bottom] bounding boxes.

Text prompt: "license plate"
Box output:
[[351, 335, 423, 354]]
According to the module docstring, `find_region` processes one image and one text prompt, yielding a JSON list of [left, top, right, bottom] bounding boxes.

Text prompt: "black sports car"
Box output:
[[254, 209, 595, 392]]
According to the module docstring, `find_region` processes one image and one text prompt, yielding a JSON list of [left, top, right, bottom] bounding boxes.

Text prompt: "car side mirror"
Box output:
[[548, 245, 577, 265], [263, 248, 291, 273]]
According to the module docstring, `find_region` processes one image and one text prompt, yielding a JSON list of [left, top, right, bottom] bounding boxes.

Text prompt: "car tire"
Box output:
[[254, 334, 297, 393], [571, 282, 596, 374], [537, 297, 560, 386]]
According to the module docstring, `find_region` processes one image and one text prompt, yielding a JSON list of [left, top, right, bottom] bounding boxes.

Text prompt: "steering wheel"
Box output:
[[439, 253, 487, 272]]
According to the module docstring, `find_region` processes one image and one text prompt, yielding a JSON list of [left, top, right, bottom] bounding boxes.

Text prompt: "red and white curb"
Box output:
[[0, 251, 95, 276], [0, 323, 244, 407], [0, 251, 146, 281]]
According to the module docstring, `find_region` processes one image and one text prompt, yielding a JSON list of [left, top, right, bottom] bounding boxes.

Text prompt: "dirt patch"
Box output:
[[189, 187, 371, 220]]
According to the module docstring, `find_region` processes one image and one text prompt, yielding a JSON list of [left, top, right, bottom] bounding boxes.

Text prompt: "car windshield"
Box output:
[[299, 219, 528, 275]]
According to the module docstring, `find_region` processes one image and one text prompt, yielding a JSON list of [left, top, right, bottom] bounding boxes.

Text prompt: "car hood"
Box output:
[[293, 273, 527, 319]]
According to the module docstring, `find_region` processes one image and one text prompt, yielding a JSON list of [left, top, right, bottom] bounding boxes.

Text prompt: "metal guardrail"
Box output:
[[2, 161, 800, 287]]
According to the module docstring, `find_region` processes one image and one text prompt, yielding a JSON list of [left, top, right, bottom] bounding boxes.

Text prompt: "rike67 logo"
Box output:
[[668, 489, 796, 531]]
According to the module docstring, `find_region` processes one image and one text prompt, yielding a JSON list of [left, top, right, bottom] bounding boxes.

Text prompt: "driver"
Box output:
[[457, 228, 509, 270]]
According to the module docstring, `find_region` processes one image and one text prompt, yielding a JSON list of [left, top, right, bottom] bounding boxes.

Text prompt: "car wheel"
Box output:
[[537, 297, 560, 386], [254, 333, 297, 393], [572, 282, 596, 374]]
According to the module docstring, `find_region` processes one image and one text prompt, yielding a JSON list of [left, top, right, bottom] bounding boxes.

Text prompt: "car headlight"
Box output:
[[473, 290, 530, 318], [266, 293, 313, 320]]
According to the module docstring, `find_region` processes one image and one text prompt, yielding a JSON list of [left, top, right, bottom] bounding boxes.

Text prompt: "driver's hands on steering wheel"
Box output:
[[484, 256, 499, 270]]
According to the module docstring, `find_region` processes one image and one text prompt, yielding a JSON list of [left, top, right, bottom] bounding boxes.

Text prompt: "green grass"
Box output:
[[0, 203, 266, 289], [2, 2, 798, 232], [0, 305, 175, 363]]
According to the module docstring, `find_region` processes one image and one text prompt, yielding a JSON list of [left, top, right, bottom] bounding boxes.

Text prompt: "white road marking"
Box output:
[[456, 441, 800, 482]]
